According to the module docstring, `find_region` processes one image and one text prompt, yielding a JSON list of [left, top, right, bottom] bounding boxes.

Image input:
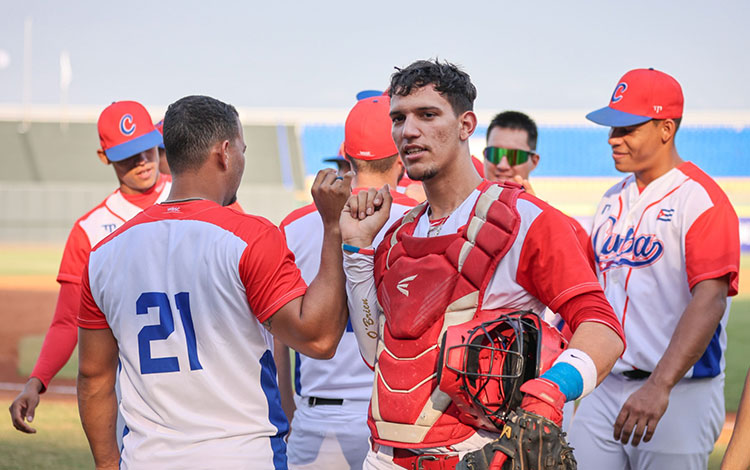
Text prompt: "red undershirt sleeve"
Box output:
[[30, 281, 82, 391], [557, 290, 626, 348]]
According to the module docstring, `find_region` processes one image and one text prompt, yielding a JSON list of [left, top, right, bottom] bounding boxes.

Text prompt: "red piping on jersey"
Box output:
[[620, 295, 630, 347], [622, 180, 687, 292]]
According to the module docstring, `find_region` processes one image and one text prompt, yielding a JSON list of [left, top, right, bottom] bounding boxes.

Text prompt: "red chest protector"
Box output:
[[369, 181, 523, 448]]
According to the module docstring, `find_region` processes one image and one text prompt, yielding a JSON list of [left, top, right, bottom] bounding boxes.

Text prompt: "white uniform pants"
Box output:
[[568, 373, 724, 470], [286, 398, 370, 470]]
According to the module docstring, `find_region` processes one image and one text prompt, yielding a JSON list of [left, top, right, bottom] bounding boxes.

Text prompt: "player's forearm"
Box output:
[[77, 374, 119, 468], [649, 277, 728, 389], [343, 251, 379, 367], [298, 223, 348, 355], [31, 282, 81, 388], [273, 340, 297, 424], [722, 369, 750, 470], [568, 321, 624, 384]]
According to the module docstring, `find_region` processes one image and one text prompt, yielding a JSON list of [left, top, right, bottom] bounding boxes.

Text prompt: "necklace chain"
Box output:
[[161, 197, 207, 204]]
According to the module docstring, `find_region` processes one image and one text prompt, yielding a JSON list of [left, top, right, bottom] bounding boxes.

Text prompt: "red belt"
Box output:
[[392, 448, 460, 470]]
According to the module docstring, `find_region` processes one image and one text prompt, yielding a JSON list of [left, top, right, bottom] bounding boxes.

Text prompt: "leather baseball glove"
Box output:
[[456, 409, 577, 470]]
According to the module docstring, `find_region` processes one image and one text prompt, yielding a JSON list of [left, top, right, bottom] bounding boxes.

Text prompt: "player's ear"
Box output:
[[531, 153, 540, 169], [213, 141, 229, 170], [97, 149, 111, 165], [660, 119, 677, 144], [458, 111, 477, 141]]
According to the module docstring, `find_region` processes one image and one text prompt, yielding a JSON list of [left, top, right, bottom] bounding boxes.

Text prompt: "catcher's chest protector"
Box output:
[[371, 182, 523, 448]]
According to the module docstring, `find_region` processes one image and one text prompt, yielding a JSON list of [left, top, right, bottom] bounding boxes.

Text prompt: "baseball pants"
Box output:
[[568, 372, 724, 470], [286, 398, 370, 470]]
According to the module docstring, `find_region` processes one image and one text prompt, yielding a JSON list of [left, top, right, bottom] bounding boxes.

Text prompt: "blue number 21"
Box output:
[[136, 292, 203, 375]]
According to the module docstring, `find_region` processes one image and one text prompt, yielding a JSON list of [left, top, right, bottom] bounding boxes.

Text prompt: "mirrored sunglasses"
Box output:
[[483, 147, 536, 166]]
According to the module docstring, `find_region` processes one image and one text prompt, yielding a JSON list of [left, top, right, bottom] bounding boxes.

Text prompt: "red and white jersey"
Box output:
[[59, 174, 171, 285], [591, 162, 739, 378], [79, 200, 306, 470], [280, 189, 417, 401], [346, 181, 620, 374], [31, 175, 171, 387]]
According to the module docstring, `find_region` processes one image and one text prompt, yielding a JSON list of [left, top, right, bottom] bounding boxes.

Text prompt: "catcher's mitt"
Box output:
[[456, 409, 576, 470]]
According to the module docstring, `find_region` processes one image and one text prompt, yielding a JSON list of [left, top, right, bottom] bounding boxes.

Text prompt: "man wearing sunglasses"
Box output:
[[483, 111, 540, 192], [568, 68, 739, 470]]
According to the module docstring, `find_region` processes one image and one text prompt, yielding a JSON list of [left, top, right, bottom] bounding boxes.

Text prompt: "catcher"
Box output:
[[339, 59, 626, 470]]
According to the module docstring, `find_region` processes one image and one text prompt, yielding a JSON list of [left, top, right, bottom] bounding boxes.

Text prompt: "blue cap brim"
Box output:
[[586, 106, 652, 127], [105, 129, 163, 162], [323, 156, 347, 163], [356, 90, 383, 101]]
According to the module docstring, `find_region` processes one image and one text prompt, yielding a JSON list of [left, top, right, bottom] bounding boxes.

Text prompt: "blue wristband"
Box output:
[[342, 243, 375, 256], [540, 362, 584, 402]]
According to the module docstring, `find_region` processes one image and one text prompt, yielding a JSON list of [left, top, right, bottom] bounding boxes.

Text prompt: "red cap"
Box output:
[[97, 101, 163, 162], [586, 68, 683, 127], [344, 95, 398, 161]]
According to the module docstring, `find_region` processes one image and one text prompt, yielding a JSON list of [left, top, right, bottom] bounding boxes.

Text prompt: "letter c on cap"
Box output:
[[120, 114, 136, 136], [611, 83, 627, 103]]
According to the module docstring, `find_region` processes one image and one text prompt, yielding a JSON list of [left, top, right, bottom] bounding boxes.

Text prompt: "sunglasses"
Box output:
[[483, 147, 536, 166]]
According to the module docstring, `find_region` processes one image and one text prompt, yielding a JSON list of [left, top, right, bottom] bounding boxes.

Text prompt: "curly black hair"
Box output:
[[388, 59, 476, 116]]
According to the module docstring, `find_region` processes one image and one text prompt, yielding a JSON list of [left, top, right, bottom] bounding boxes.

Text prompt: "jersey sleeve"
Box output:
[[516, 207, 603, 313], [57, 223, 92, 284], [685, 201, 740, 296], [239, 226, 307, 323], [78, 261, 110, 330], [30, 282, 83, 389]]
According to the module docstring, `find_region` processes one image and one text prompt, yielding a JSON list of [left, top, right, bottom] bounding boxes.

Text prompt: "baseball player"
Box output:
[[9, 101, 169, 434], [275, 95, 418, 470], [76, 95, 352, 470], [722, 367, 750, 469], [339, 59, 626, 470], [567, 68, 740, 470], [154, 119, 170, 175], [322, 142, 353, 176]]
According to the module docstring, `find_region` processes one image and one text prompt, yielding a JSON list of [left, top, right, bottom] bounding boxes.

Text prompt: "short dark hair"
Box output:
[[388, 59, 476, 116], [163, 95, 240, 174], [487, 111, 538, 150], [347, 153, 399, 174]]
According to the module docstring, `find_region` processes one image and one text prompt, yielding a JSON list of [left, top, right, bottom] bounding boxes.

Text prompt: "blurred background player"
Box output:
[[721, 367, 750, 470], [322, 142, 352, 176], [568, 68, 740, 470], [77, 95, 352, 469], [275, 94, 418, 470], [483, 110, 539, 191], [154, 119, 170, 175], [9, 100, 168, 434], [340, 59, 625, 470]]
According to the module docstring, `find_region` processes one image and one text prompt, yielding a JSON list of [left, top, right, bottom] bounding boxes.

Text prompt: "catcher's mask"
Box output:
[[437, 310, 567, 431]]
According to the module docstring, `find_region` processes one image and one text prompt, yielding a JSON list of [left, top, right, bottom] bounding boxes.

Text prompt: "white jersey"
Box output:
[[591, 162, 740, 377], [280, 189, 418, 401], [79, 200, 307, 470]]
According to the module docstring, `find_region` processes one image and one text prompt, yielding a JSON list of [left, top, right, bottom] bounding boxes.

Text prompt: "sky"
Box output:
[[0, 0, 749, 113]]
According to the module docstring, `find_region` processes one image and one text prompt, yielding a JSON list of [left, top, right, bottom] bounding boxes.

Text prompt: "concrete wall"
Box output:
[[0, 119, 308, 242]]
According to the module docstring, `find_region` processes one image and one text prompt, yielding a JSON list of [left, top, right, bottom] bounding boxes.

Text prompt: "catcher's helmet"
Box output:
[[437, 310, 567, 431]]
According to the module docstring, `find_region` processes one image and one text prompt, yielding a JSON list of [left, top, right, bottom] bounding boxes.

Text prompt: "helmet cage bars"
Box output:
[[438, 311, 563, 431]]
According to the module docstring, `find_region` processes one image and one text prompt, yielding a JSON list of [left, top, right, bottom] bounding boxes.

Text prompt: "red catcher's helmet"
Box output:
[[437, 310, 567, 431]]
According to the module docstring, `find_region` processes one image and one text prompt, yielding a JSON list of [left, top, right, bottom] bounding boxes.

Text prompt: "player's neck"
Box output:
[[166, 173, 226, 206], [423, 157, 483, 219], [354, 172, 398, 192], [634, 147, 683, 189]]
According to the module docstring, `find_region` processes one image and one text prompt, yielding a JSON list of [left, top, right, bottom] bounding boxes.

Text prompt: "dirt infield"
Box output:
[[0, 277, 75, 392]]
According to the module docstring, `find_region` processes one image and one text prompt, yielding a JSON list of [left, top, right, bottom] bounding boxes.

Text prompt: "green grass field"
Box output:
[[0, 399, 93, 470]]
